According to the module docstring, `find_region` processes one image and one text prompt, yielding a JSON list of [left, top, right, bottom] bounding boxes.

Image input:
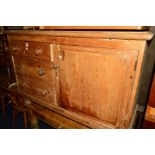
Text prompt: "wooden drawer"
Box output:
[[13, 56, 54, 82], [9, 40, 52, 61], [9, 40, 25, 56], [17, 75, 57, 105]]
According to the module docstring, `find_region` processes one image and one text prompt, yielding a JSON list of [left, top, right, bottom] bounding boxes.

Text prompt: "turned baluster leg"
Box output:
[[23, 111, 27, 129], [29, 110, 39, 129]]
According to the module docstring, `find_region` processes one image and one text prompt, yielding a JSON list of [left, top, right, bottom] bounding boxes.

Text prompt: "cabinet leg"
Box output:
[[29, 111, 39, 129], [23, 112, 27, 129], [1, 96, 6, 118]]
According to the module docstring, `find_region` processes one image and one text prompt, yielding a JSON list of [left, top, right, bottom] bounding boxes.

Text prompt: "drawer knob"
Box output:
[[24, 99, 31, 105], [12, 47, 20, 51], [37, 67, 45, 76], [53, 64, 59, 70], [35, 47, 42, 55]]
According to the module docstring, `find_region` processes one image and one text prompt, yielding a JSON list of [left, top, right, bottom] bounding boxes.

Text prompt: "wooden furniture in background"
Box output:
[[0, 89, 6, 118], [5, 29, 154, 128], [0, 33, 15, 83], [0, 51, 6, 68], [143, 73, 155, 128], [7, 91, 29, 128], [0, 34, 7, 68], [0, 81, 29, 128], [0, 34, 9, 118], [147, 73, 155, 108]]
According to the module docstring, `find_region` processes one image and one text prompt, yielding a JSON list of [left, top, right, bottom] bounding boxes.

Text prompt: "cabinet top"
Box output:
[[5, 30, 154, 40], [39, 26, 149, 30]]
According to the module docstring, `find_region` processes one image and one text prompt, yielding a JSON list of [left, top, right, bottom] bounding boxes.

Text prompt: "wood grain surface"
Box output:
[[39, 26, 148, 30], [6, 30, 154, 128], [6, 30, 154, 40]]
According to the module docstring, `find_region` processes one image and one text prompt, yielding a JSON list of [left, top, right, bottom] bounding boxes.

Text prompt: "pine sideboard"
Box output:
[[5, 30, 154, 128]]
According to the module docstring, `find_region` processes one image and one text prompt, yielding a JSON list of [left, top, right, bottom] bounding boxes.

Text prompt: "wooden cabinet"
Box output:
[[6, 30, 154, 128]]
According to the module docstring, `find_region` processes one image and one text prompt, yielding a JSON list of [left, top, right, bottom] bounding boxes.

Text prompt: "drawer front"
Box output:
[[9, 40, 52, 61], [9, 40, 24, 56], [17, 75, 57, 105], [13, 56, 54, 82]]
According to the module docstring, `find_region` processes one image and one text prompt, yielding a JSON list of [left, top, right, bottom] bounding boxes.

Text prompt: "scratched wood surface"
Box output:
[[9, 40, 52, 61], [17, 74, 57, 105], [6, 30, 153, 40], [39, 26, 149, 30], [59, 45, 138, 126], [6, 30, 154, 128], [13, 56, 54, 82]]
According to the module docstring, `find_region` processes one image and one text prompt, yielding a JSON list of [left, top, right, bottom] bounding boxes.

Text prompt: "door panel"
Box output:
[[58, 45, 138, 126]]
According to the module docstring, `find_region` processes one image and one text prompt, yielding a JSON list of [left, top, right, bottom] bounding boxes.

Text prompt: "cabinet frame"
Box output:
[[7, 30, 152, 128]]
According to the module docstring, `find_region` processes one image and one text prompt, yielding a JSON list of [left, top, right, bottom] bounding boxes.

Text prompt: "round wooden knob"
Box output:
[[53, 64, 60, 70], [37, 67, 45, 76], [24, 99, 31, 105], [35, 47, 42, 55]]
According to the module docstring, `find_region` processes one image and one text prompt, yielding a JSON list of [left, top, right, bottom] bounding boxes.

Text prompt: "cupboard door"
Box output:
[[58, 45, 138, 127]]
